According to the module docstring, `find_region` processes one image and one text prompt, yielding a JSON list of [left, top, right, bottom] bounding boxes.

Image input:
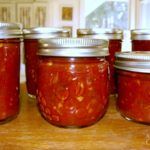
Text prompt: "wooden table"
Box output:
[[0, 82, 150, 150]]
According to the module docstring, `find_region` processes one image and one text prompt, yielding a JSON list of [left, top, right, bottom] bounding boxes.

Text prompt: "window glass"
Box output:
[[85, 0, 129, 29]]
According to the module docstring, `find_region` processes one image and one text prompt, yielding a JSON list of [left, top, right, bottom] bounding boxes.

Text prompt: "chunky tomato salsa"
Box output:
[[37, 57, 109, 127], [0, 39, 20, 122], [117, 70, 150, 124]]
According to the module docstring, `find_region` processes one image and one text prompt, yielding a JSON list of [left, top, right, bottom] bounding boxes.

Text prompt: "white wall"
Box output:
[[138, 0, 150, 28], [45, 0, 81, 36]]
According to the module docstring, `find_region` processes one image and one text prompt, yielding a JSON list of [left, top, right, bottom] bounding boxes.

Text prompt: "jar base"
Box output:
[[44, 118, 102, 129], [120, 113, 150, 125], [28, 93, 36, 99], [0, 114, 18, 125], [40, 111, 106, 129]]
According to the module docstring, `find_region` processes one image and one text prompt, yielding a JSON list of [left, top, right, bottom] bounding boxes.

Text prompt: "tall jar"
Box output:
[[23, 27, 70, 98], [0, 22, 22, 123], [131, 29, 150, 51], [37, 38, 109, 128], [77, 28, 123, 95], [115, 51, 150, 124]]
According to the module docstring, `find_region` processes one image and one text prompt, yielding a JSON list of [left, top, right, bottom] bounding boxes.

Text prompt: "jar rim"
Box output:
[[131, 29, 150, 40], [23, 27, 70, 39], [38, 38, 109, 57], [0, 22, 22, 39], [115, 51, 150, 73], [77, 28, 123, 39]]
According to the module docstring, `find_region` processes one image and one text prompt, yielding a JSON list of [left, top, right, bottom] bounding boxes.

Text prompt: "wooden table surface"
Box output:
[[0, 82, 150, 150]]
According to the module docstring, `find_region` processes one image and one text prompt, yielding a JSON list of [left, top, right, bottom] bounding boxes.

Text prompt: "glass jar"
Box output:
[[131, 29, 150, 51], [115, 51, 150, 124], [23, 27, 70, 98], [0, 22, 22, 123], [77, 28, 123, 95], [37, 38, 109, 128]]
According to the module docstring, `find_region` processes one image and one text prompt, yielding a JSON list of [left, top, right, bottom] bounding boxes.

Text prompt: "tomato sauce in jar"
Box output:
[[115, 51, 150, 124], [131, 29, 150, 51], [77, 28, 123, 95], [23, 27, 70, 98], [37, 38, 109, 128], [0, 22, 22, 123]]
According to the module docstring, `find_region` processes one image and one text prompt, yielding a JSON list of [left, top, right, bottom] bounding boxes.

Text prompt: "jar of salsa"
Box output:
[[115, 51, 150, 124], [0, 22, 22, 123], [37, 38, 109, 128], [77, 28, 123, 95], [23, 27, 70, 98], [131, 29, 150, 51]]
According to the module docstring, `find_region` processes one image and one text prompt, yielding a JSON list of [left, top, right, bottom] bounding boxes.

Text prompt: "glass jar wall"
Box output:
[[23, 27, 70, 98], [37, 38, 109, 128], [115, 51, 150, 124], [131, 29, 150, 51], [0, 22, 22, 123], [77, 28, 123, 95]]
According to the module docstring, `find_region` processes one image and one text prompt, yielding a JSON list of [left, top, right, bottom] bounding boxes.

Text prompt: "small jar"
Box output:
[[131, 29, 150, 51], [23, 27, 70, 98], [0, 22, 22, 123], [77, 28, 123, 95], [115, 51, 150, 124], [37, 38, 109, 128]]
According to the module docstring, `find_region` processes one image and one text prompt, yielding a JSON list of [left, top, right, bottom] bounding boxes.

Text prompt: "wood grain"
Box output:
[[0, 83, 149, 150]]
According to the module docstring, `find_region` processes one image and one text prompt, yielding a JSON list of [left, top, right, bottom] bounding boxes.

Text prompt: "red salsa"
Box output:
[[37, 38, 109, 127], [116, 70, 150, 123], [0, 39, 20, 123], [106, 39, 122, 94], [0, 22, 21, 123], [23, 28, 70, 98], [37, 57, 109, 127], [77, 28, 123, 95], [131, 29, 150, 51], [24, 39, 38, 98], [132, 40, 150, 51], [115, 51, 150, 124]]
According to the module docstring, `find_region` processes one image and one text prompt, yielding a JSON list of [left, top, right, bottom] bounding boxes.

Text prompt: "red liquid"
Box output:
[[24, 39, 38, 97], [106, 40, 122, 94], [132, 40, 150, 51], [117, 70, 150, 124], [0, 39, 20, 122], [37, 57, 109, 127]]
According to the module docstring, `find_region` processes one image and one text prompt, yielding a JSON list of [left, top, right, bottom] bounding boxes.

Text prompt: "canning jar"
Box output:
[[37, 38, 109, 128], [115, 51, 150, 124], [77, 28, 123, 95], [0, 22, 22, 123], [23, 27, 70, 98], [131, 29, 150, 51]]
